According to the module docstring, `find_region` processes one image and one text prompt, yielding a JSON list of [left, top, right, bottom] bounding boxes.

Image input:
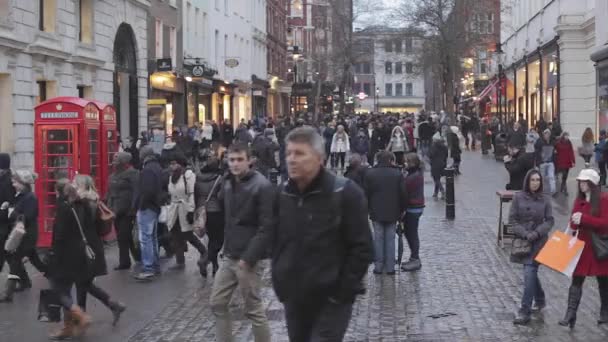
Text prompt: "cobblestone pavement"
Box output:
[[2, 151, 608, 341]]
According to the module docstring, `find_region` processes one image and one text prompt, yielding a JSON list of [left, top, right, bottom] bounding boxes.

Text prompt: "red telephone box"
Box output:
[[34, 97, 101, 247], [94, 102, 118, 198]]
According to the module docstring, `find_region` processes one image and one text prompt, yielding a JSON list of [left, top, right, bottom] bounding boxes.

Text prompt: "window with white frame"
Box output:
[[170, 26, 176, 64], [194, 7, 199, 37], [155, 19, 163, 59], [406, 62, 413, 74], [39, 0, 57, 33], [291, 0, 303, 18], [406, 83, 413, 96], [79, 0, 93, 43], [385, 83, 392, 96], [395, 83, 403, 96]]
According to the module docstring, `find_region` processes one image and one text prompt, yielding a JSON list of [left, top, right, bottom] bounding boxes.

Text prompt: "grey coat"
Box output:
[[106, 166, 139, 216], [508, 191, 554, 264]]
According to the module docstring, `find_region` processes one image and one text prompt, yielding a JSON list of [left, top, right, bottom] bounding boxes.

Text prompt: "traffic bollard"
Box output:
[[445, 167, 455, 220]]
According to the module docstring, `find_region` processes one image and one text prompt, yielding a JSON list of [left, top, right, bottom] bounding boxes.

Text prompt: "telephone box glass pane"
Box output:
[[47, 129, 72, 141], [89, 128, 100, 186]]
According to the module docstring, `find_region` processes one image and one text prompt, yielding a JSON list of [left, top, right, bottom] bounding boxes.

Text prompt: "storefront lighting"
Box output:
[[472, 96, 478, 101], [288, 68, 292, 73], [220, 86, 226, 92], [461, 92, 465, 96], [185, 76, 193, 82], [224, 80, 230, 85]]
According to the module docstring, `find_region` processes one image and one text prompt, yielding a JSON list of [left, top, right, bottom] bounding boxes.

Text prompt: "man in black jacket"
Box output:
[[134, 146, 163, 281], [272, 127, 373, 342], [210, 143, 273, 342], [364, 150, 407, 275], [504, 144, 535, 191]]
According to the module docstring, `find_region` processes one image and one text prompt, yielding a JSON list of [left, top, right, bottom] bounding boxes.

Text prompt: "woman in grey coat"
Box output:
[[509, 169, 554, 325]]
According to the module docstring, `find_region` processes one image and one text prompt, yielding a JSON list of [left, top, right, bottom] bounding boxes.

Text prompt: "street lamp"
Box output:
[[375, 87, 380, 112]]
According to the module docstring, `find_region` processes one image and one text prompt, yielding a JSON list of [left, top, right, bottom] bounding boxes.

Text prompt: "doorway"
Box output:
[[113, 23, 139, 140]]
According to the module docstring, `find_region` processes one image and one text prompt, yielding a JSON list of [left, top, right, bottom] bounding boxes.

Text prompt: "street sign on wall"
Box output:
[[225, 59, 239, 68], [157, 58, 172, 72]]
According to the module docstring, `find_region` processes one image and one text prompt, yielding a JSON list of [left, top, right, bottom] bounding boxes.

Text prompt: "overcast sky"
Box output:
[[354, 0, 401, 30]]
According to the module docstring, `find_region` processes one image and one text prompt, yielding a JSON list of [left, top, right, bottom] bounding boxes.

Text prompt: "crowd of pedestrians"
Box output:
[[1, 107, 608, 340]]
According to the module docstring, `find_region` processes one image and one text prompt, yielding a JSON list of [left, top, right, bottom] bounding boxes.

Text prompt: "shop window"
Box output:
[[79, 0, 93, 44], [394, 40, 402, 53], [0, 74, 13, 153], [406, 62, 413, 74], [385, 62, 392, 74], [405, 37, 413, 53], [354, 63, 361, 74], [406, 83, 413, 96], [39, 0, 56, 33], [291, 0, 303, 17], [395, 62, 403, 74], [385, 41, 392, 53], [363, 62, 371, 74], [385, 83, 392, 97], [77, 85, 93, 98], [395, 83, 403, 96], [36, 80, 57, 104], [363, 83, 371, 95]]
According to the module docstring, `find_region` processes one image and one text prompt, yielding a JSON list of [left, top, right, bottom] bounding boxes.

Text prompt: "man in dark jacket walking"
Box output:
[[504, 144, 535, 191], [251, 128, 279, 178], [210, 143, 273, 342], [271, 127, 373, 342], [221, 120, 234, 147], [364, 150, 407, 275], [134, 146, 163, 281]]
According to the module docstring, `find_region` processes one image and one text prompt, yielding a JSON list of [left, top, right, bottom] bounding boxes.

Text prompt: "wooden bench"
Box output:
[[496, 190, 517, 247]]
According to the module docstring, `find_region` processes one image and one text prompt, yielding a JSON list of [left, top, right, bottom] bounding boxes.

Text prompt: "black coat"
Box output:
[[272, 170, 373, 303], [370, 128, 389, 157], [508, 130, 526, 148], [135, 155, 164, 213], [8, 190, 38, 254], [505, 151, 535, 191], [222, 124, 234, 146], [106, 166, 139, 216], [0, 170, 15, 236], [219, 170, 274, 266], [363, 165, 407, 222], [429, 140, 449, 179], [49, 199, 107, 282], [344, 165, 367, 189], [252, 135, 279, 176]]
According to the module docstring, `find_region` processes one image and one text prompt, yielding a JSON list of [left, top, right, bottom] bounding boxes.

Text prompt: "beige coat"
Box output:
[[167, 169, 196, 232]]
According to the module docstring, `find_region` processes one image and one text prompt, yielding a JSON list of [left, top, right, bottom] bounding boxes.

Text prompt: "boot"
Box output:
[[598, 278, 608, 324], [108, 300, 126, 326], [401, 259, 422, 272], [49, 310, 74, 340], [513, 309, 531, 325], [0, 279, 17, 303], [69, 305, 91, 336], [559, 285, 582, 329]]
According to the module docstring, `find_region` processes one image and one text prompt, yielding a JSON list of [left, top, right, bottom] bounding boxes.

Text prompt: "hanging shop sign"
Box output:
[[157, 58, 173, 72], [225, 58, 240, 68]]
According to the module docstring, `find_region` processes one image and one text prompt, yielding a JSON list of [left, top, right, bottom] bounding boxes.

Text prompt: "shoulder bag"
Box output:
[[591, 231, 608, 261], [97, 201, 115, 236], [4, 216, 26, 253], [70, 207, 96, 268], [511, 236, 532, 259], [193, 176, 222, 237]]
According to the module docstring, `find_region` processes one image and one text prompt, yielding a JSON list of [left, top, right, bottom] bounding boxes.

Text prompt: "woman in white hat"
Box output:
[[559, 168, 608, 328]]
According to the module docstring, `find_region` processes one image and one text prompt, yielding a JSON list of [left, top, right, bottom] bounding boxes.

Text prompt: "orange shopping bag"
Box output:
[[535, 229, 585, 278]]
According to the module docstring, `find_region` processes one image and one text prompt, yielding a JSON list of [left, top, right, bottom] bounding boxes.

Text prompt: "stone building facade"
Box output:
[[0, 0, 149, 168]]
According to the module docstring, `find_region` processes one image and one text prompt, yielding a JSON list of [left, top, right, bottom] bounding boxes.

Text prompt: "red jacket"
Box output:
[[570, 193, 608, 276], [554, 139, 575, 170]]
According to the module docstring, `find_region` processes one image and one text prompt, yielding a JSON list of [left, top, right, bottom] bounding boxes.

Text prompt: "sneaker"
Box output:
[[401, 259, 422, 272], [513, 309, 531, 325], [134, 272, 156, 282], [532, 301, 546, 312]]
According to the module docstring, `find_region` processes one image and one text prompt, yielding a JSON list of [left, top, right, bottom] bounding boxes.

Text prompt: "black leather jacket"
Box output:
[[220, 170, 274, 266]]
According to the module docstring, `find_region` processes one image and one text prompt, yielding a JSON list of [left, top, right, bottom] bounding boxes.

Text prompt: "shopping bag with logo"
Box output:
[[535, 228, 585, 278]]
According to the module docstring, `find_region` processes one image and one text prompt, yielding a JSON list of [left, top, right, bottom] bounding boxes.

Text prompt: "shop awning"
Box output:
[[475, 79, 499, 103]]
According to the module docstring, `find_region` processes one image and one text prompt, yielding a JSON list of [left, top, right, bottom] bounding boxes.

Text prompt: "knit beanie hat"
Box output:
[[13, 170, 37, 185], [0, 153, 10, 170], [139, 145, 155, 160]]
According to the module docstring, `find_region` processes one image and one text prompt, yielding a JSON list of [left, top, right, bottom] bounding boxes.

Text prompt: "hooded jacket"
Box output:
[[508, 170, 554, 264], [387, 126, 408, 153], [135, 155, 164, 213], [107, 165, 139, 216]]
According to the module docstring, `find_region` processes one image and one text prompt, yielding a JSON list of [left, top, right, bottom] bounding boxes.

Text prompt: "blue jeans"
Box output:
[[521, 263, 545, 313], [137, 209, 160, 273], [539, 162, 556, 194], [373, 221, 397, 273]]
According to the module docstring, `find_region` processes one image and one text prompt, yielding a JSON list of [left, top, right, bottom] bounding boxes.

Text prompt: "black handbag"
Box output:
[[591, 232, 608, 261], [38, 289, 61, 322], [511, 237, 532, 258]]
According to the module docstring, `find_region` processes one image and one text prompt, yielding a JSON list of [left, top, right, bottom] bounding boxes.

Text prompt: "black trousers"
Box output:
[[206, 212, 224, 269], [332, 152, 346, 169], [6, 247, 43, 284], [50, 278, 75, 309], [76, 278, 112, 311], [115, 214, 140, 267], [171, 222, 207, 265], [394, 151, 405, 166], [599, 161, 607, 185], [557, 169, 570, 190], [284, 298, 354, 342], [157, 222, 173, 255], [0, 232, 6, 274], [403, 212, 422, 260]]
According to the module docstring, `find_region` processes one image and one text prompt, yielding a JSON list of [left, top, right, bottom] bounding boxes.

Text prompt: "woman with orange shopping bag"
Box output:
[[559, 168, 608, 328], [508, 169, 554, 325]]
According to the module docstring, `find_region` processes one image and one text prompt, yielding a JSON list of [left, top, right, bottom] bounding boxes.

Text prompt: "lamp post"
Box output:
[[375, 87, 380, 112]]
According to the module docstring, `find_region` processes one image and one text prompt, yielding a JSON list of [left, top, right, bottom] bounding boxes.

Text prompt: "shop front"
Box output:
[[212, 80, 234, 126], [186, 76, 214, 125], [252, 75, 269, 121], [291, 82, 313, 115], [591, 48, 608, 133], [148, 71, 185, 135], [500, 39, 560, 128]]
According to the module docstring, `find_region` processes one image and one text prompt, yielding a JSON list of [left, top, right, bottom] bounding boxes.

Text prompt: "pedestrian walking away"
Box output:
[[554, 132, 576, 195], [272, 126, 373, 342], [579, 128, 595, 166], [210, 143, 273, 342], [535, 129, 556, 195], [429, 133, 448, 199], [364, 150, 407, 275], [401, 153, 425, 272], [106, 152, 141, 270], [133, 146, 164, 281], [559, 169, 608, 329], [387, 126, 408, 167], [508, 169, 554, 325]]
